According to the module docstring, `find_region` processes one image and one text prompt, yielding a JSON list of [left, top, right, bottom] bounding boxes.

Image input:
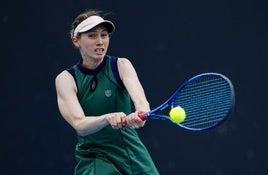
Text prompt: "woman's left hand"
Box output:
[[126, 112, 145, 129]]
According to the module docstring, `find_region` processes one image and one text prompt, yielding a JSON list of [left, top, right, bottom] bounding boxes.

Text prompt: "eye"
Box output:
[[101, 32, 109, 38], [88, 33, 98, 38]]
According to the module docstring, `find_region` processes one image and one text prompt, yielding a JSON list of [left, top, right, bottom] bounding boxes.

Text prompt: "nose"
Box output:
[[96, 35, 104, 45]]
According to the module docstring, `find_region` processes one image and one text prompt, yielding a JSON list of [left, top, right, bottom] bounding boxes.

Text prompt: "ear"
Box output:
[[72, 37, 80, 48]]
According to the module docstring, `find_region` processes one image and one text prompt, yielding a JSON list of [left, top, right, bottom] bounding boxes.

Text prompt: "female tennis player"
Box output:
[[55, 9, 159, 175]]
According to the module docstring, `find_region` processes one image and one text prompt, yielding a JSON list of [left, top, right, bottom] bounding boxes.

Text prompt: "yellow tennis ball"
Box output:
[[169, 106, 186, 123]]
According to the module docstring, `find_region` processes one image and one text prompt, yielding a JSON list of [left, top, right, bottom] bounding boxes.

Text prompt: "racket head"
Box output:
[[171, 73, 235, 131]]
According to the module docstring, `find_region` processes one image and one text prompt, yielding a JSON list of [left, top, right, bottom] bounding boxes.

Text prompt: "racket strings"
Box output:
[[174, 76, 233, 130]]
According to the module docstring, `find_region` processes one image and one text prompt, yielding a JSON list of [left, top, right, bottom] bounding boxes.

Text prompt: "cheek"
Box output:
[[80, 41, 94, 50], [104, 39, 110, 47]]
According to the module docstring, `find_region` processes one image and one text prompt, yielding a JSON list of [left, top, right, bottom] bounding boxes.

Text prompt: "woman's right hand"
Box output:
[[105, 112, 127, 129]]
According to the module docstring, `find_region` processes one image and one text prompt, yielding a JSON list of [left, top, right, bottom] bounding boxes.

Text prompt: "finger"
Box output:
[[114, 114, 122, 128], [111, 124, 119, 129], [121, 118, 127, 128], [132, 118, 145, 128], [111, 114, 121, 129]]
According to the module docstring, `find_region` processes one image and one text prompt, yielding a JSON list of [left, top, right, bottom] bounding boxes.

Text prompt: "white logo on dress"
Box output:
[[105, 90, 112, 97]]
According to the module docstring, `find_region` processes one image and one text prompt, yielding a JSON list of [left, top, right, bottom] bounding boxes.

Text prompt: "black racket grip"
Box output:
[[138, 112, 147, 121]]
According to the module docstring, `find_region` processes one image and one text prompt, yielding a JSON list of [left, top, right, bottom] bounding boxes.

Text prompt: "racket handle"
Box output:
[[138, 112, 147, 121]]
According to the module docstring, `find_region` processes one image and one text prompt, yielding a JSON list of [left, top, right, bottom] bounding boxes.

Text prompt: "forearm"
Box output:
[[128, 81, 150, 113], [133, 98, 150, 113], [74, 114, 109, 136], [67, 112, 127, 136]]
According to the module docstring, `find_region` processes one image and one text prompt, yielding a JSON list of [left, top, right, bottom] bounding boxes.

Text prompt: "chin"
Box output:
[[92, 54, 104, 60]]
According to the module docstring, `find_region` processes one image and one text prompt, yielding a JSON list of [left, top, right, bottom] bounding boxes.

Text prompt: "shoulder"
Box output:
[[56, 70, 72, 81], [117, 57, 130, 62], [55, 70, 78, 94], [117, 57, 133, 68], [55, 70, 76, 87], [117, 57, 138, 81]]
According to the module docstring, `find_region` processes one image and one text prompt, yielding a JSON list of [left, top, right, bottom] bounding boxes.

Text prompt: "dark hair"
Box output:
[[70, 9, 110, 38]]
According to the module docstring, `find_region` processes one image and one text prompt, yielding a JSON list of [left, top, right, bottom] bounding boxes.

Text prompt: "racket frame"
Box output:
[[139, 72, 235, 131]]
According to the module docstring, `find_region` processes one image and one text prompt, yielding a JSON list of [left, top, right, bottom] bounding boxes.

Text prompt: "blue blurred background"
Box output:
[[1, 0, 267, 174]]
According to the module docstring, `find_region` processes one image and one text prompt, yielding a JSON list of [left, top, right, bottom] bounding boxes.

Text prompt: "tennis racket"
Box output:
[[138, 72, 235, 131]]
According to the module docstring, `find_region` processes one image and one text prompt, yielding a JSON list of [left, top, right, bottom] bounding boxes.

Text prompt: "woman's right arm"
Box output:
[[55, 71, 126, 136]]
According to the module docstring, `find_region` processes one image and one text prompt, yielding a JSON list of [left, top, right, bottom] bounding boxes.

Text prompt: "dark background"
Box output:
[[1, 0, 267, 174]]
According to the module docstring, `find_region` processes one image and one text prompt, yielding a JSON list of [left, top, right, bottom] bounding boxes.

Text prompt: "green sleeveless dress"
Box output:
[[67, 55, 159, 175]]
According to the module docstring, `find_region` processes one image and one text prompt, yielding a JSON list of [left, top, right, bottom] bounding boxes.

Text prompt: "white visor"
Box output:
[[73, 16, 115, 37]]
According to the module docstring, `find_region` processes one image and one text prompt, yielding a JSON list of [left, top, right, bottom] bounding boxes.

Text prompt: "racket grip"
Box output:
[[138, 112, 147, 121]]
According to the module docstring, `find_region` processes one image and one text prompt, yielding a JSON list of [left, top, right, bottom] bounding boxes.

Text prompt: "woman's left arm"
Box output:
[[117, 57, 150, 128]]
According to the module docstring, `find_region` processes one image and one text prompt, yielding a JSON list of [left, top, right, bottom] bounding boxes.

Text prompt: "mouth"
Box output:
[[95, 48, 105, 55]]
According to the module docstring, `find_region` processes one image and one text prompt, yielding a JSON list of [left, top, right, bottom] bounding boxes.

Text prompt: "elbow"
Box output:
[[76, 130, 88, 136], [75, 127, 89, 136], [73, 123, 88, 136]]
